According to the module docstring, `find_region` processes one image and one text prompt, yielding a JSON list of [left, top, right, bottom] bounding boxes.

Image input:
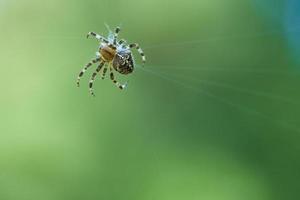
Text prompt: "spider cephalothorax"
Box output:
[[77, 26, 146, 96]]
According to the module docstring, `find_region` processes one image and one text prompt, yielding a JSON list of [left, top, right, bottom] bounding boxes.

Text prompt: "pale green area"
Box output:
[[0, 0, 299, 200]]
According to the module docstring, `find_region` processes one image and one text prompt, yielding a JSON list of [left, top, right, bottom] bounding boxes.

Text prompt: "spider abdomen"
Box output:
[[112, 52, 134, 75]]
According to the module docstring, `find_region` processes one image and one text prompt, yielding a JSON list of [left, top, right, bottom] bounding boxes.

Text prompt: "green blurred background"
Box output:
[[0, 0, 300, 199]]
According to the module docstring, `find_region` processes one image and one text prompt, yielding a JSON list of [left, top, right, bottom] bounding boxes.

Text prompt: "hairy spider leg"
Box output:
[[113, 27, 121, 45], [87, 32, 109, 44], [118, 39, 126, 45], [102, 65, 108, 79], [118, 39, 128, 49], [77, 58, 100, 87], [129, 43, 146, 64], [89, 60, 105, 96], [109, 67, 127, 90]]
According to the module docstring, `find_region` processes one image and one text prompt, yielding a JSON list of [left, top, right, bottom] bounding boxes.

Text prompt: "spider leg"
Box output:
[[129, 43, 146, 64], [101, 65, 108, 79], [109, 67, 128, 90], [118, 39, 126, 45], [89, 60, 105, 96], [113, 27, 121, 45], [77, 58, 100, 87], [118, 39, 128, 49], [87, 32, 109, 44]]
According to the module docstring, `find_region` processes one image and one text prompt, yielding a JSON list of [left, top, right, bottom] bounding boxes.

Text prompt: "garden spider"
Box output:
[[77, 26, 146, 96]]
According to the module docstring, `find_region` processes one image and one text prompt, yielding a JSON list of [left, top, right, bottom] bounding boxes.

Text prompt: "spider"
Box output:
[[76, 26, 146, 96]]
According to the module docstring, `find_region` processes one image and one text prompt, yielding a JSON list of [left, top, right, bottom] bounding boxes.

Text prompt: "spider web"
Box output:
[[134, 27, 300, 134], [32, 26, 300, 133], [136, 65, 300, 133]]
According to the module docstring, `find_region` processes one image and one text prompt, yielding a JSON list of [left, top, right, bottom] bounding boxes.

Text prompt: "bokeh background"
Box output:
[[0, 0, 300, 199]]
